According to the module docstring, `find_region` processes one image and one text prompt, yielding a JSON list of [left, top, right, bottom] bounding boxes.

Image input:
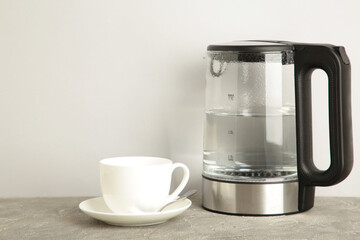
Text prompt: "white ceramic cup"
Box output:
[[100, 156, 190, 213]]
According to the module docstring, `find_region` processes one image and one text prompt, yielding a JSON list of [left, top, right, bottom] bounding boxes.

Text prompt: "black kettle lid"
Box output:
[[207, 40, 294, 52]]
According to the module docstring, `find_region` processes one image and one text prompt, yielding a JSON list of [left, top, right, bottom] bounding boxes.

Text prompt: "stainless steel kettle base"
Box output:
[[202, 177, 299, 215]]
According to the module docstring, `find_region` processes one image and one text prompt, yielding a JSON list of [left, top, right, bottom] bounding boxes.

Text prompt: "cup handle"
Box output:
[[165, 163, 190, 204]]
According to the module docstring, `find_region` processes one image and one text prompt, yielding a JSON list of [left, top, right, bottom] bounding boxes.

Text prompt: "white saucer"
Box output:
[[79, 197, 192, 226]]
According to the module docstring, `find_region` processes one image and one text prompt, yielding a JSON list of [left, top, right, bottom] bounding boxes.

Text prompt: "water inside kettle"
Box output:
[[203, 107, 297, 183]]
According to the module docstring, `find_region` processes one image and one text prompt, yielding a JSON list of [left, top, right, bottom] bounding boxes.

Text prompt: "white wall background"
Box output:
[[0, 0, 359, 197]]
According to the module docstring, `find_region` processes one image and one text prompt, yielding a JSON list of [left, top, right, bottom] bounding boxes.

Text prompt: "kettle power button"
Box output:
[[338, 47, 350, 65]]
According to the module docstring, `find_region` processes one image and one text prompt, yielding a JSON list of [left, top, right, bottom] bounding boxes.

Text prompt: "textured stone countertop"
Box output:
[[1, 195, 360, 240]]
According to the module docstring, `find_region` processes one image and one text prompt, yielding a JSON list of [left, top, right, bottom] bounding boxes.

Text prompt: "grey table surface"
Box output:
[[1, 195, 360, 240]]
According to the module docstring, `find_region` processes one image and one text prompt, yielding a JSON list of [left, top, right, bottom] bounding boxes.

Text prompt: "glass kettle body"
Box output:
[[202, 41, 353, 215]]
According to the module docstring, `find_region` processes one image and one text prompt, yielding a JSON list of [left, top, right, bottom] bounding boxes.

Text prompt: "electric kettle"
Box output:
[[202, 40, 353, 215]]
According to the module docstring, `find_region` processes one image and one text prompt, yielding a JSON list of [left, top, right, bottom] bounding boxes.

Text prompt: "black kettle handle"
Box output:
[[294, 44, 353, 188]]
